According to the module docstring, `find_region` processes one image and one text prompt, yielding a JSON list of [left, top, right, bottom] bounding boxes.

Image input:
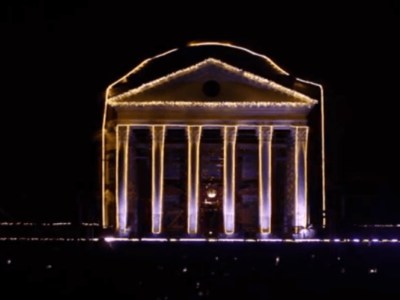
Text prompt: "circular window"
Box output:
[[202, 80, 220, 97]]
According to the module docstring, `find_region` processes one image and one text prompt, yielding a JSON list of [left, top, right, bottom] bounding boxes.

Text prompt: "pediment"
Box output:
[[108, 58, 317, 108]]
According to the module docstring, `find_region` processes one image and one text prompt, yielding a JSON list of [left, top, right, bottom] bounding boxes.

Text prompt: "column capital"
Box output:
[[223, 126, 238, 143], [186, 126, 202, 141], [118, 126, 129, 142], [151, 126, 166, 143], [290, 126, 308, 142], [257, 126, 273, 142]]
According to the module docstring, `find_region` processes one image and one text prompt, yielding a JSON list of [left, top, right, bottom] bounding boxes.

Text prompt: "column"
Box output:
[[151, 126, 166, 234], [258, 126, 274, 234], [116, 126, 129, 234], [292, 126, 309, 233], [223, 126, 237, 234], [186, 126, 202, 234], [128, 132, 138, 236]]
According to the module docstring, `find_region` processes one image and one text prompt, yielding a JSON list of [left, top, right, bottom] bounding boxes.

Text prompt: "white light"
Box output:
[[275, 257, 280, 266], [183, 268, 187, 273], [234, 257, 237, 261], [207, 188, 217, 198], [105, 237, 115, 242], [218, 239, 245, 242], [337, 257, 340, 261], [353, 239, 360, 242], [372, 239, 379, 242], [209, 231, 212, 235], [180, 238, 207, 242], [215, 257, 219, 261], [109, 58, 317, 105], [392, 239, 398, 242], [47, 265, 52, 269], [7, 259, 11, 265]]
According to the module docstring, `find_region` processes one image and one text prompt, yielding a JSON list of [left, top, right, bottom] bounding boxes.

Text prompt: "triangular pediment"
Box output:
[[108, 58, 317, 107]]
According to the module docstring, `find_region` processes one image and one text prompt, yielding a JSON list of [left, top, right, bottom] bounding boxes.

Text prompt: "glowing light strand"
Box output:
[[187, 126, 202, 234], [108, 58, 317, 105], [188, 42, 290, 75], [295, 78, 326, 228], [151, 126, 166, 234], [223, 126, 238, 234], [102, 48, 178, 228], [258, 126, 273, 234], [109, 100, 315, 108]]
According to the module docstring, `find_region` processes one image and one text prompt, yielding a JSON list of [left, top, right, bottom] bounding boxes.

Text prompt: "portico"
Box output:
[[102, 43, 323, 238]]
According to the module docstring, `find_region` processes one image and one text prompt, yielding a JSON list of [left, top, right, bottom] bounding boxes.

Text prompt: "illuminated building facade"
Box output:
[[102, 43, 325, 238]]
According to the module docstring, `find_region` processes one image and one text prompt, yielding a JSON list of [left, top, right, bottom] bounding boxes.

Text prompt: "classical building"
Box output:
[[102, 42, 325, 238]]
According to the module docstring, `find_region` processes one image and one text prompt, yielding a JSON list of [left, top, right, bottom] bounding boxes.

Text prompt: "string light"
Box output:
[[218, 239, 245, 242], [151, 126, 166, 234], [293, 126, 309, 232], [295, 78, 325, 228], [223, 126, 238, 234], [187, 42, 290, 75], [258, 126, 273, 234], [108, 59, 317, 105], [187, 126, 202, 234], [0, 238, 398, 243], [141, 238, 168, 242], [102, 48, 178, 228], [109, 100, 315, 108]]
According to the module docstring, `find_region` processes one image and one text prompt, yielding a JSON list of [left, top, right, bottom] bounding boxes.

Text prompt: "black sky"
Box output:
[[3, 1, 399, 222]]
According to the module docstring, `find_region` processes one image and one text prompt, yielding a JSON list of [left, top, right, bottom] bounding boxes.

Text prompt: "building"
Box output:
[[101, 42, 325, 238]]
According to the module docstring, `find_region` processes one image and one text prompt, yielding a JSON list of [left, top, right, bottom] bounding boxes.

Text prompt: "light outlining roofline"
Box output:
[[295, 78, 326, 228], [108, 58, 316, 104], [109, 101, 315, 108], [188, 42, 289, 75], [102, 48, 178, 228]]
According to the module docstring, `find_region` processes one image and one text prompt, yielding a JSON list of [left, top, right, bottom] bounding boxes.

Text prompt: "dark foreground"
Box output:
[[1, 241, 399, 298]]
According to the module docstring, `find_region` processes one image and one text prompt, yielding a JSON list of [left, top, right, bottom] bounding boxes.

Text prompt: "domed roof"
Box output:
[[107, 42, 320, 100]]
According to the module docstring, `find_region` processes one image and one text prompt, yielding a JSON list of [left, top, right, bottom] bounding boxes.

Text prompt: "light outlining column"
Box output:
[[293, 126, 309, 233], [295, 78, 325, 228], [186, 126, 202, 234], [258, 126, 274, 234], [151, 126, 166, 234], [116, 126, 129, 233], [223, 126, 238, 234]]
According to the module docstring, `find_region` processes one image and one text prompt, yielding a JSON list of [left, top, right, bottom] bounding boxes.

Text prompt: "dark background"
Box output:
[[3, 1, 399, 224]]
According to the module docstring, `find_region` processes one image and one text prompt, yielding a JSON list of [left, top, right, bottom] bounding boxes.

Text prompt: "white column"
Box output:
[[186, 126, 202, 234], [151, 126, 166, 234], [116, 126, 129, 234], [223, 126, 237, 234], [258, 126, 273, 234], [292, 126, 309, 233]]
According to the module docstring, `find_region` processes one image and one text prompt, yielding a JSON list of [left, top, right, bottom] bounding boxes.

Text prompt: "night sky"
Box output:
[[3, 2, 399, 223]]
